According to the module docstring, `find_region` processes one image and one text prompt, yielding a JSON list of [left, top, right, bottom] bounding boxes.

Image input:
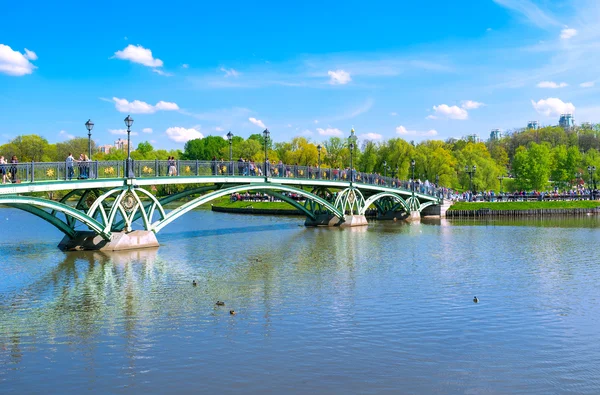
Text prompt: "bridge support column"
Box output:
[[58, 230, 159, 251], [406, 211, 421, 222], [340, 214, 368, 227]]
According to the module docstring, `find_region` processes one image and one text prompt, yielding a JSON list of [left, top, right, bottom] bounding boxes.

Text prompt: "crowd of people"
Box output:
[[66, 153, 92, 180], [0, 155, 19, 184]]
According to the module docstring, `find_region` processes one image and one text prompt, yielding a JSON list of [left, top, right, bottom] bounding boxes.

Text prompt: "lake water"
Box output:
[[1, 209, 599, 394]]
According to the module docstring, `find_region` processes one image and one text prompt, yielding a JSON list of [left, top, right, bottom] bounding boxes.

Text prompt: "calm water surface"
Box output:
[[1, 209, 599, 394]]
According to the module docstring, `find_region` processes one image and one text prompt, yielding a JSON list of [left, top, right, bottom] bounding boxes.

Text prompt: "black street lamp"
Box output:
[[497, 175, 503, 193], [588, 165, 596, 200], [262, 128, 270, 178], [227, 131, 233, 175], [395, 165, 399, 178], [383, 160, 387, 178], [465, 164, 476, 196], [85, 119, 94, 159], [317, 144, 322, 179], [124, 115, 134, 178], [411, 159, 416, 198], [348, 128, 357, 184], [435, 174, 439, 186]]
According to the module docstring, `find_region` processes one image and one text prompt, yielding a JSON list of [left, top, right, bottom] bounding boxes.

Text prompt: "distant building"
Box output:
[[98, 144, 113, 154], [464, 134, 479, 143], [489, 129, 501, 140], [559, 114, 575, 129], [114, 138, 129, 151], [527, 121, 539, 130]]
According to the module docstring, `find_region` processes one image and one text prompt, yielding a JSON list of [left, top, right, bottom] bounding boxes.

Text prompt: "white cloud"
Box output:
[[165, 127, 203, 143], [215, 127, 224, 132], [182, 64, 189, 69], [327, 69, 351, 85], [537, 81, 568, 88], [531, 97, 575, 117], [580, 81, 594, 88], [461, 100, 485, 110], [287, 124, 292, 128], [314, 120, 319, 124], [359, 133, 383, 140], [0, 44, 37, 76], [109, 129, 138, 136], [390, 112, 398, 116], [248, 117, 266, 129], [142, 128, 153, 134], [426, 115, 438, 120], [396, 125, 438, 137], [300, 129, 313, 136], [112, 97, 180, 114], [59, 130, 75, 140], [317, 127, 343, 136], [113, 44, 163, 67], [220, 67, 240, 77], [24, 49, 37, 61], [431, 104, 468, 120], [560, 28, 577, 40], [152, 69, 173, 77]]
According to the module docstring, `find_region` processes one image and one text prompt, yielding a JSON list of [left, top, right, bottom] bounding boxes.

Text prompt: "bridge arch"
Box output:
[[358, 192, 411, 216], [152, 183, 345, 233], [0, 196, 109, 239]]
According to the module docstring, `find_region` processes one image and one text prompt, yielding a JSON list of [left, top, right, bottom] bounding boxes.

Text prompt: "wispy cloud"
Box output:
[[560, 28, 577, 40], [580, 81, 595, 88], [59, 130, 75, 140], [110, 97, 179, 114], [328, 69, 351, 85], [492, 0, 560, 29], [220, 67, 240, 78], [396, 125, 438, 137], [359, 132, 383, 140], [317, 127, 343, 136], [109, 129, 139, 136], [165, 127, 203, 143], [537, 81, 568, 88]]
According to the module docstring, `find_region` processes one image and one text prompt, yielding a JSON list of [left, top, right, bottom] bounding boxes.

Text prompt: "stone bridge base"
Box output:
[[340, 215, 368, 227], [58, 230, 160, 251], [406, 211, 421, 222]]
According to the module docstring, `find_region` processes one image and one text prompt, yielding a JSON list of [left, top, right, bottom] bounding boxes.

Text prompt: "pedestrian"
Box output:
[[66, 153, 74, 180], [10, 155, 18, 183], [0, 156, 7, 184]]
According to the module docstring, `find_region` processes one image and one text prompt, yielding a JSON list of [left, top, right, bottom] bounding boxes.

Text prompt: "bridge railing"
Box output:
[[0, 160, 445, 200]]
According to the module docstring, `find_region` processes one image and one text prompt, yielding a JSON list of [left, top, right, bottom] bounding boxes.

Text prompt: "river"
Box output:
[[1, 209, 599, 394]]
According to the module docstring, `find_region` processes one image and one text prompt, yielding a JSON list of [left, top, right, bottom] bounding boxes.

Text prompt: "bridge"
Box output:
[[0, 159, 446, 250]]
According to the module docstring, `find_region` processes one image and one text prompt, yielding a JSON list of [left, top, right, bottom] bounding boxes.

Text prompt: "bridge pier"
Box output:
[[340, 214, 368, 227], [406, 211, 421, 222], [58, 230, 159, 251]]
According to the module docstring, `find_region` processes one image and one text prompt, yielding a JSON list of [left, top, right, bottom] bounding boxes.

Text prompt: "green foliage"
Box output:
[[182, 136, 228, 160]]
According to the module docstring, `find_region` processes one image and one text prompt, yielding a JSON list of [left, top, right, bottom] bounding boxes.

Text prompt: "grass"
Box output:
[[449, 200, 600, 211], [211, 197, 300, 211]]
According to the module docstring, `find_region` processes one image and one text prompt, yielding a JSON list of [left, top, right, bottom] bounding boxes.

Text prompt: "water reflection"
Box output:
[[1, 210, 600, 393]]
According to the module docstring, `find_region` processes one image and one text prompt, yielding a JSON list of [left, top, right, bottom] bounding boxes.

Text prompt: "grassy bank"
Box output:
[[449, 200, 600, 211], [211, 197, 299, 211]]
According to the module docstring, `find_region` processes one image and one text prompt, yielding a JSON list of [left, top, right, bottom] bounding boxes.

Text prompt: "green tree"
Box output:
[[1, 135, 51, 161]]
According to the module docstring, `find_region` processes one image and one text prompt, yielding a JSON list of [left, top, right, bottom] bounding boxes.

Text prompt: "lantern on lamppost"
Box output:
[[317, 144, 322, 179], [262, 128, 270, 178]]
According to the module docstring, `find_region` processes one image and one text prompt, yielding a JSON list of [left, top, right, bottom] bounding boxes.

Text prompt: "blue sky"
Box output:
[[1, 0, 598, 150]]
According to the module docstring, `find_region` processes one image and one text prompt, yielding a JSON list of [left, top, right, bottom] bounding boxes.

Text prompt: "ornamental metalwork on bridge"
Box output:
[[0, 159, 445, 243]]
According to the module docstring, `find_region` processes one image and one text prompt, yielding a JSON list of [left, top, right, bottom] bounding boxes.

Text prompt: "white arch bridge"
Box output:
[[0, 160, 445, 249]]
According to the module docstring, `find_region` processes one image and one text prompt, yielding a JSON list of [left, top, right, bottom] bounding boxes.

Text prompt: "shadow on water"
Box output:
[[158, 223, 301, 241]]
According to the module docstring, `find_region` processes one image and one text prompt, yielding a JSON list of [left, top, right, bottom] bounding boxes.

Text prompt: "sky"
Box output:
[[1, 0, 599, 150]]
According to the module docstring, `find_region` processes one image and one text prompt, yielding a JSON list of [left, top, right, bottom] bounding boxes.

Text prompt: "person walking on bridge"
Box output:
[[10, 155, 18, 183], [66, 153, 74, 180]]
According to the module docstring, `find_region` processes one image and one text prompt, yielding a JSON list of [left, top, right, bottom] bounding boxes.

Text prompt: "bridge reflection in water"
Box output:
[[0, 160, 447, 249]]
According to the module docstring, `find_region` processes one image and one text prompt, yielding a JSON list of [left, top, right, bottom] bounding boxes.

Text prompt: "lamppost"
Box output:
[[588, 165, 597, 200], [317, 144, 322, 179], [348, 128, 357, 184], [85, 119, 94, 159], [383, 160, 387, 178], [465, 165, 476, 196], [497, 175, 503, 193], [395, 165, 399, 179], [411, 159, 416, 199], [262, 128, 270, 178], [227, 131, 233, 175], [124, 115, 134, 178]]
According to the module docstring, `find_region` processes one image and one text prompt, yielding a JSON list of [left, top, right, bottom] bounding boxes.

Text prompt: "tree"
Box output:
[[55, 138, 95, 161], [137, 141, 154, 157], [1, 135, 50, 161], [182, 136, 227, 160]]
